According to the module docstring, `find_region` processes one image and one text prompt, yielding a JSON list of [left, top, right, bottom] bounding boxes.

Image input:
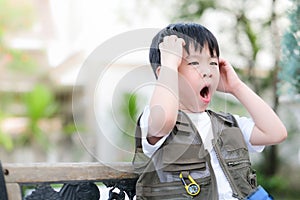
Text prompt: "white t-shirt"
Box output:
[[140, 106, 264, 200]]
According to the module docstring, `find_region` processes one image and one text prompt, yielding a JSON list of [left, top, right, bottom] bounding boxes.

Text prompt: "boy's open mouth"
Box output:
[[200, 85, 211, 103]]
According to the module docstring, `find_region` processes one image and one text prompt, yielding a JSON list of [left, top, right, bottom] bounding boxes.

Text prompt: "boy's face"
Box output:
[[178, 44, 220, 113]]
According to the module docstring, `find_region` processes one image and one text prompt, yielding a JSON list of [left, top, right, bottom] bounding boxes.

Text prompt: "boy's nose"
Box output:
[[202, 69, 212, 78]]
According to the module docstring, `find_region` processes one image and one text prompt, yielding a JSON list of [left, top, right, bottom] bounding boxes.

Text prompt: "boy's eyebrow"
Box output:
[[184, 54, 196, 59], [184, 54, 218, 59]]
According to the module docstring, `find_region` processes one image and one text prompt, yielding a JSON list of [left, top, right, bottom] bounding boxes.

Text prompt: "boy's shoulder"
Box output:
[[136, 108, 239, 128], [177, 109, 238, 126], [206, 110, 239, 127]]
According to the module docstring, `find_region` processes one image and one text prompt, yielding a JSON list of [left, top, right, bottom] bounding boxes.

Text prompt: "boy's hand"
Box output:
[[148, 35, 185, 142], [218, 58, 287, 146], [159, 35, 185, 70], [217, 58, 243, 95]]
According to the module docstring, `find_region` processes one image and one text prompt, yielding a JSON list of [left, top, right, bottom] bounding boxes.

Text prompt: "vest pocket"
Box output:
[[219, 127, 256, 196], [219, 127, 250, 164], [161, 143, 206, 172], [158, 143, 211, 184], [136, 176, 212, 199], [227, 160, 257, 196], [163, 162, 206, 172], [220, 127, 248, 151]]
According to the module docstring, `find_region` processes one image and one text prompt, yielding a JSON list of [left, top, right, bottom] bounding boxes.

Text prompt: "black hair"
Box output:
[[149, 23, 220, 78]]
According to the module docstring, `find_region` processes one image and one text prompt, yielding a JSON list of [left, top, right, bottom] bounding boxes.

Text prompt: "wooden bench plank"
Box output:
[[3, 162, 138, 184], [6, 183, 22, 200]]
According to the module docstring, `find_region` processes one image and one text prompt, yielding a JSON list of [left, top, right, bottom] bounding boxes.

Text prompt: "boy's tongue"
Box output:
[[200, 86, 211, 103]]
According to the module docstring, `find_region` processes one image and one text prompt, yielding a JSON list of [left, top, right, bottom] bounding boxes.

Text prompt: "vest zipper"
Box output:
[[213, 142, 242, 199], [179, 111, 219, 200], [207, 110, 244, 199], [227, 160, 250, 167]]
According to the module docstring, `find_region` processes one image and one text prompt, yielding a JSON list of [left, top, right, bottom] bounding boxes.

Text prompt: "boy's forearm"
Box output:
[[232, 82, 287, 145], [148, 66, 179, 139]]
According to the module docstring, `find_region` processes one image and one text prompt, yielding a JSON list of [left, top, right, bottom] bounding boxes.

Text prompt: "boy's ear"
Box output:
[[155, 66, 161, 77]]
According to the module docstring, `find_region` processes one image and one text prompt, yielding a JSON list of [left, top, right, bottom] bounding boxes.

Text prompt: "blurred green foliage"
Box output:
[[0, 84, 60, 151], [0, 0, 37, 151], [121, 93, 139, 126], [256, 170, 300, 199], [117, 92, 140, 161], [120, 92, 139, 141], [257, 172, 288, 193], [279, 0, 300, 94], [0, 0, 37, 73], [0, 0, 79, 152], [5, 49, 37, 72], [23, 85, 58, 122], [0, 131, 14, 151], [0, 0, 60, 151], [173, 0, 215, 21], [0, 95, 14, 151], [0, 0, 34, 34], [0, 111, 14, 151], [20, 84, 59, 146]]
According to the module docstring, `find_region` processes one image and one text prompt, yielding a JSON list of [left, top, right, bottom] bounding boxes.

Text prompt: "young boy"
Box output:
[[132, 22, 287, 199]]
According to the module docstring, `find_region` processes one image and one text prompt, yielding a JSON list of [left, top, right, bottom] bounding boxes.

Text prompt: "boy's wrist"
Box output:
[[230, 81, 246, 97]]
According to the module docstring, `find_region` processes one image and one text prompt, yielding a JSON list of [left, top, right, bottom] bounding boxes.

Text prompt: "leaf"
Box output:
[[0, 131, 14, 151], [23, 84, 58, 121]]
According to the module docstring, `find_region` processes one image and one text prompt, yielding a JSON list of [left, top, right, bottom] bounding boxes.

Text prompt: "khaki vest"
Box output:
[[132, 110, 257, 200]]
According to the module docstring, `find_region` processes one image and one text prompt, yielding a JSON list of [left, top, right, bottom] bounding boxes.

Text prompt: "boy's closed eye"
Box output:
[[210, 62, 218, 66], [188, 61, 200, 66]]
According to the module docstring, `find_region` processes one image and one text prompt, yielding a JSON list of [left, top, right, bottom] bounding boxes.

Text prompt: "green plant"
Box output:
[[0, 131, 13, 151], [120, 92, 139, 136], [0, 122, 14, 151], [0, 0, 39, 150], [5, 49, 37, 72], [116, 92, 140, 161], [0, 111, 14, 151], [256, 171, 289, 197], [21, 84, 59, 147]]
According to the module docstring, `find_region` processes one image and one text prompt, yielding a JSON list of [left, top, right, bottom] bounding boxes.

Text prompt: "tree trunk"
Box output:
[[262, 0, 281, 177]]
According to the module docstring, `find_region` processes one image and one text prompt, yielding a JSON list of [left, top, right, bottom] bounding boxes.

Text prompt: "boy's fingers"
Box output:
[[218, 58, 233, 73], [177, 38, 186, 46], [160, 35, 185, 46], [158, 42, 164, 50], [169, 35, 185, 46], [218, 58, 227, 67]]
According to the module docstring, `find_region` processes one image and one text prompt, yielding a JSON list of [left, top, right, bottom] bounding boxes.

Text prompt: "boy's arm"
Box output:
[[218, 58, 287, 146], [148, 35, 185, 144]]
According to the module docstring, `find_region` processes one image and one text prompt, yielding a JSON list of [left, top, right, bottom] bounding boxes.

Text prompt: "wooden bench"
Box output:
[[1, 162, 138, 200]]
